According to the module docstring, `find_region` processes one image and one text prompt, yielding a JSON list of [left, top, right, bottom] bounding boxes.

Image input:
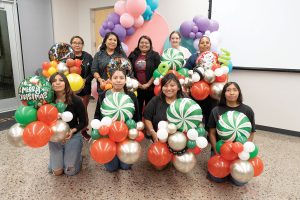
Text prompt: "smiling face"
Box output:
[[105, 34, 118, 51], [138, 38, 151, 54], [51, 74, 66, 93], [225, 83, 240, 104], [71, 37, 83, 54], [198, 36, 211, 53], [110, 70, 126, 92], [170, 32, 181, 49], [162, 80, 180, 99]]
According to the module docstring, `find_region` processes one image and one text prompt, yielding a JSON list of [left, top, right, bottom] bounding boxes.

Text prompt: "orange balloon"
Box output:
[[37, 104, 58, 126], [98, 125, 110, 136], [215, 74, 227, 82], [104, 83, 113, 90], [232, 142, 244, 154], [190, 80, 210, 100], [74, 59, 82, 68], [90, 138, 116, 164], [50, 60, 58, 68], [187, 146, 202, 155], [69, 66, 82, 74], [208, 155, 231, 178], [148, 142, 172, 167], [66, 58, 75, 67], [167, 70, 180, 78], [42, 69, 50, 77], [23, 121, 52, 148], [135, 131, 145, 142], [42, 62, 51, 70], [249, 157, 264, 177], [220, 142, 238, 161], [154, 85, 161, 96], [109, 121, 129, 142]]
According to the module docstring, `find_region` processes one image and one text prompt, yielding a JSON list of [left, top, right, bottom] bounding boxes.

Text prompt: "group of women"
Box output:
[[47, 31, 255, 186]]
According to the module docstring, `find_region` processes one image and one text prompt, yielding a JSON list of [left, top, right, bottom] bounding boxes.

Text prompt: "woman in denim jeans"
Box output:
[[48, 72, 87, 176]]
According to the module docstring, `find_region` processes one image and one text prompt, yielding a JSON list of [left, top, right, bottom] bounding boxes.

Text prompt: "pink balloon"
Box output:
[[120, 13, 134, 28], [134, 16, 144, 28], [91, 81, 98, 100], [126, 0, 147, 18], [114, 0, 126, 15]]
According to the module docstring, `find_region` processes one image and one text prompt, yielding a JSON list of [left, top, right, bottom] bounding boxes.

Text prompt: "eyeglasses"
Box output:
[[72, 42, 83, 46]]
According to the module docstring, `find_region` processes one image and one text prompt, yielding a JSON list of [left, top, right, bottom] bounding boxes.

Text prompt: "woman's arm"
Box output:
[[209, 128, 218, 154], [144, 119, 158, 142]]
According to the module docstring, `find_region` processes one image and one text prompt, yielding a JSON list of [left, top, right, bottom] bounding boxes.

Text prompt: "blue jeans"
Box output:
[[104, 156, 132, 172], [207, 149, 246, 186], [48, 133, 83, 176]]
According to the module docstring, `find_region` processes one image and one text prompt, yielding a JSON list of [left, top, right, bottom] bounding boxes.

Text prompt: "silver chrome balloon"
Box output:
[[230, 160, 254, 183], [210, 82, 225, 100], [50, 120, 70, 142], [128, 128, 139, 140], [57, 62, 68, 73], [168, 132, 187, 151], [136, 121, 145, 131], [7, 123, 26, 147], [167, 123, 177, 135], [173, 152, 197, 173], [203, 69, 215, 84], [117, 140, 142, 164]]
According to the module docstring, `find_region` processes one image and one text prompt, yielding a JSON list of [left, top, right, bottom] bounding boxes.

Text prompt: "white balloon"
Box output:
[[221, 66, 229, 74], [187, 129, 198, 140], [158, 121, 168, 130], [188, 70, 194, 76], [167, 123, 177, 134], [192, 73, 200, 82], [61, 111, 73, 122], [204, 30, 211, 36], [193, 38, 200, 50], [179, 78, 185, 85], [101, 116, 112, 126], [196, 67, 205, 74], [157, 128, 168, 142], [238, 151, 250, 161], [214, 68, 223, 77], [131, 79, 139, 89], [243, 141, 255, 153], [153, 78, 160, 86], [90, 119, 102, 129], [126, 81, 133, 89], [196, 136, 208, 148]]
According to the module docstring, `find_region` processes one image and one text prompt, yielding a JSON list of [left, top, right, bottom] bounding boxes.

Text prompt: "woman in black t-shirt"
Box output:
[[144, 73, 186, 142]]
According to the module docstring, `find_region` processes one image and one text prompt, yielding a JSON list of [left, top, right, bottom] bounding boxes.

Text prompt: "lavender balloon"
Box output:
[[189, 32, 196, 39], [180, 20, 196, 38], [193, 15, 210, 32], [99, 27, 106, 37], [126, 27, 135, 36], [112, 24, 126, 41], [108, 12, 120, 25], [102, 21, 108, 29], [107, 21, 115, 29], [196, 32, 203, 39], [192, 25, 198, 33], [208, 20, 219, 32]]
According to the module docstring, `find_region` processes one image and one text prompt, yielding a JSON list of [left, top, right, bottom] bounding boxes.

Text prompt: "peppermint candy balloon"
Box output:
[[161, 48, 185, 70], [196, 51, 218, 71], [216, 111, 252, 142], [101, 92, 135, 122], [167, 98, 202, 132]]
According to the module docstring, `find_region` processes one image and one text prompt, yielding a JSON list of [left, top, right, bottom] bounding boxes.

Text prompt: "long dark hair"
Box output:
[[131, 35, 153, 57], [109, 68, 128, 94], [49, 72, 74, 105], [219, 82, 243, 106], [99, 32, 123, 54], [159, 73, 185, 100]]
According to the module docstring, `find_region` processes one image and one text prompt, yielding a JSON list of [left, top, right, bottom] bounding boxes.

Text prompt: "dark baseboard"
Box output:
[[256, 125, 299, 137]]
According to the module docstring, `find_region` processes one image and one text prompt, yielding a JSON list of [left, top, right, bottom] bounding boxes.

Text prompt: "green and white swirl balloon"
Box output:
[[161, 48, 185, 70]]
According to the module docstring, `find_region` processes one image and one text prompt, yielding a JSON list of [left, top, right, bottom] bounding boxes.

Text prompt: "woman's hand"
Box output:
[[63, 128, 76, 143], [151, 131, 159, 142]]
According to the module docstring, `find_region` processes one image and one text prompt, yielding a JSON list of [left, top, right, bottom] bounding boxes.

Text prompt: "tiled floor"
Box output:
[[0, 99, 299, 200]]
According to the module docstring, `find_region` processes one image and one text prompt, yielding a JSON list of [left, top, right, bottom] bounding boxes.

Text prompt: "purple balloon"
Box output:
[[108, 12, 120, 25], [126, 27, 135, 36], [193, 15, 210, 32], [102, 21, 108, 29], [112, 24, 126, 42], [99, 27, 106, 37], [208, 20, 219, 32], [107, 21, 115, 29], [180, 20, 196, 38], [189, 32, 196, 39], [192, 25, 198, 33], [196, 32, 203, 39]]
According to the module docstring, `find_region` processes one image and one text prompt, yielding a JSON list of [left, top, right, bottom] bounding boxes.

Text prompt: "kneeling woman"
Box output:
[[49, 72, 87, 176], [144, 73, 186, 142], [94, 68, 140, 172], [207, 82, 255, 185]]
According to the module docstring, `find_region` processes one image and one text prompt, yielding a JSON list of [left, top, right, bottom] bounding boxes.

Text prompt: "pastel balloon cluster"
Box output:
[[7, 101, 73, 148], [208, 141, 264, 183], [142, 0, 159, 21], [100, 0, 149, 42], [89, 117, 145, 165]]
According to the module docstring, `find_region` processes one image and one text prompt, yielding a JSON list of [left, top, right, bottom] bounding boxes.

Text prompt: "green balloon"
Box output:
[[27, 100, 38, 108], [157, 62, 170, 75], [125, 119, 136, 129], [216, 140, 224, 154], [249, 145, 259, 159], [177, 68, 189, 77], [195, 127, 206, 137], [153, 69, 162, 79], [91, 129, 101, 140], [14, 106, 37, 126], [235, 135, 248, 144], [187, 140, 197, 149], [56, 101, 67, 113]]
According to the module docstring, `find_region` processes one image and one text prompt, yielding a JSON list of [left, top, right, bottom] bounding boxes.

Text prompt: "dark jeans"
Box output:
[[104, 156, 132, 172], [137, 88, 154, 119]]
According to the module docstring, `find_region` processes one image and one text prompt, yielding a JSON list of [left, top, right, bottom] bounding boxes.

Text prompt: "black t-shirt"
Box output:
[[207, 103, 256, 135], [65, 95, 87, 132], [143, 96, 170, 131]]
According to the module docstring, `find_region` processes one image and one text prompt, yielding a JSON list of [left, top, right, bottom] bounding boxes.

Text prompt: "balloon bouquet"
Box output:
[[89, 92, 145, 165], [208, 111, 264, 184], [148, 98, 209, 173], [7, 75, 74, 148], [41, 43, 84, 93]]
